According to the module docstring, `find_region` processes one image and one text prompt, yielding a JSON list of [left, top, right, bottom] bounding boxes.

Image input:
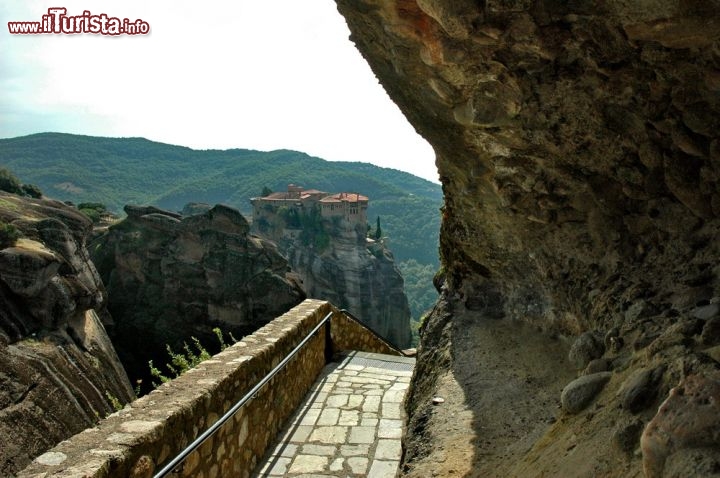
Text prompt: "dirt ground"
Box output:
[[402, 308, 645, 478]]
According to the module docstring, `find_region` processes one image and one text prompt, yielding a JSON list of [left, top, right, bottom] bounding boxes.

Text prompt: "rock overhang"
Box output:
[[335, 0, 720, 331]]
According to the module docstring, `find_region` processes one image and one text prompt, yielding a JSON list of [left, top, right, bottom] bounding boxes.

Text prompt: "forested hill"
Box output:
[[0, 132, 441, 319], [0, 132, 440, 262]]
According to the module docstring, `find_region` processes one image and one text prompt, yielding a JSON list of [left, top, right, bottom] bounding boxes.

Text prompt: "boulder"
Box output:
[[691, 303, 720, 321], [612, 418, 645, 455], [0, 241, 60, 298], [560, 372, 612, 414], [618, 366, 666, 413], [568, 331, 605, 370]]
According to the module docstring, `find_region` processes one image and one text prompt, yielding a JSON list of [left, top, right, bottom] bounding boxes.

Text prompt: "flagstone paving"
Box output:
[[253, 351, 416, 478]]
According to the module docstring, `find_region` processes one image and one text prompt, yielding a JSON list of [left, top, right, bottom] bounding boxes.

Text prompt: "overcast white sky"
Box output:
[[0, 1, 439, 182]]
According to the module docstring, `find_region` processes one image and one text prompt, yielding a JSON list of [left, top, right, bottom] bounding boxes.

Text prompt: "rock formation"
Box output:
[[91, 204, 305, 389], [282, 224, 413, 349], [251, 190, 412, 349], [335, 1, 720, 476], [0, 192, 134, 476]]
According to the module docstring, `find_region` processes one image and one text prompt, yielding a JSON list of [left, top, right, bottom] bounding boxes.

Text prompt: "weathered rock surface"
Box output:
[[703, 317, 720, 345], [641, 373, 720, 477], [401, 295, 577, 478], [618, 366, 666, 413], [256, 212, 412, 348], [91, 204, 305, 388], [613, 418, 645, 456], [569, 331, 605, 370], [284, 236, 412, 349], [335, 0, 720, 334], [0, 192, 134, 476], [335, 0, 720, 476]]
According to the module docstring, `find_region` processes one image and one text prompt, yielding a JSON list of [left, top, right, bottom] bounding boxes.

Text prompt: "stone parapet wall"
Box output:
[[330, 311, 405, 356], [18, 300, 402, 478]]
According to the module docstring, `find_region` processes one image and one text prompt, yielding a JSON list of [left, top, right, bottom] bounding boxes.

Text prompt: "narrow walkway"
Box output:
[[254, 351, 416, 477]]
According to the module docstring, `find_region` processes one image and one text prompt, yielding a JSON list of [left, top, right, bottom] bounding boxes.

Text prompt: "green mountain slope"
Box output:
[[0, 132, 442, 320]]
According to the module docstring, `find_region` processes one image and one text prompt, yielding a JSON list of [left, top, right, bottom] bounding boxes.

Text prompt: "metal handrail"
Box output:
[[153, 311, 334, 478]]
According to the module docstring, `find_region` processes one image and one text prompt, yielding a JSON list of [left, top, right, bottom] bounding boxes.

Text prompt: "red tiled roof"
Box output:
[[265, 192, 292, 200], [299, 191, 327, 200], [258, 189, 367, 203], [319, 193, 368, 203]]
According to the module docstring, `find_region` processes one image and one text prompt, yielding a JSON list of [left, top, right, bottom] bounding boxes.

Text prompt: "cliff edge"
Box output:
[[0, 192, 134, 476], [283, 223, 412, 349], [91, 204, 306, 389], [251, 186, 413, 348]]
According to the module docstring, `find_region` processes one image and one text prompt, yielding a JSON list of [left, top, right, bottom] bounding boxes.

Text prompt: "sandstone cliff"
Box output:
[[0, 192, 134, 476], [91, 204, 305, 389], [252, 199, 412, 349], [282, 223, 413, 349], [336, 2, 720, 476]]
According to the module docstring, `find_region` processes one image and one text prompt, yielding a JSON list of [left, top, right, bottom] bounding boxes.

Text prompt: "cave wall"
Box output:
[[335, 1, 720, 476], [336, 0, 720, 331]]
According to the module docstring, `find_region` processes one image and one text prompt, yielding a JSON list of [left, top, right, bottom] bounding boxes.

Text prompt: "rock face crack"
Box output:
[[12, 383, 37, 405]]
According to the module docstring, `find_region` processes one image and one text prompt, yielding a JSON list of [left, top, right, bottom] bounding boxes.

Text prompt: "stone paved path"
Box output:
[[254, 351, 416, 477]]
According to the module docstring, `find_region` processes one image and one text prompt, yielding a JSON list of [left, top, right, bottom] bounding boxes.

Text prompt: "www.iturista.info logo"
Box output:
[[8, 8, 150, 35]]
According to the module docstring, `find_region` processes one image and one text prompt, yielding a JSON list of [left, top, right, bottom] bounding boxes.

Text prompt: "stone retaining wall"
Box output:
[[330, 311, 403, 356], [18, 300, 402, 478]]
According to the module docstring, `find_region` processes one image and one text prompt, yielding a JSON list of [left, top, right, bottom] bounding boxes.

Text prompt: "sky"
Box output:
[[0, 1, 439, 183]]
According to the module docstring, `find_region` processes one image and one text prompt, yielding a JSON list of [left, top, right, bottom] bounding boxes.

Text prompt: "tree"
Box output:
[[0, 221, 21, 248], [78, 202, 108, 224], [278, 206, 300, 228], [0, 168, 22, 195], [0, 168, 43, 198], [261, 186, 273, 197], [375, 216, 382, 240], [21, 184, 42, 198]]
